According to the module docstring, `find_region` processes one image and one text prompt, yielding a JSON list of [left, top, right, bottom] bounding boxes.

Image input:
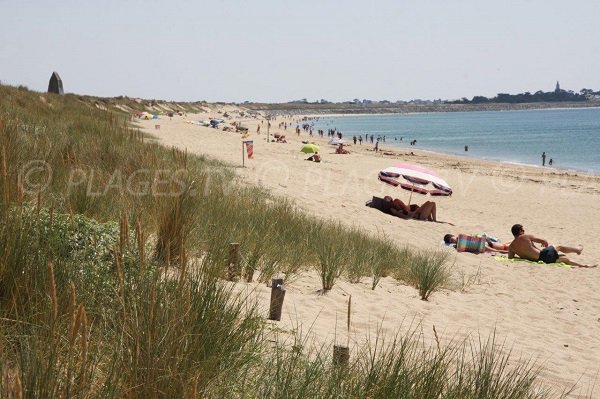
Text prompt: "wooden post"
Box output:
[[333, 344, 350, 368], [266, 116, 270, 143], [227, 243, 241, 281], [268, 278, 286, 321], [242, 142, 245, 167], [245, 265, 254, 283]]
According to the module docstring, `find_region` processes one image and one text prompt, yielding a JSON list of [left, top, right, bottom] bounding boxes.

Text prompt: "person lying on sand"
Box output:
[[443, 234, 510, 252], [508, 224, 597, 268], [384, 196, 453, 225], [306, 152, 321, 162]]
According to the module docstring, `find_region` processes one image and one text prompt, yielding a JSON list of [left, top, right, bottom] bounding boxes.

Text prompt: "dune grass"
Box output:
[[407, 249, 451, 300], [0, 85, 577, 398]]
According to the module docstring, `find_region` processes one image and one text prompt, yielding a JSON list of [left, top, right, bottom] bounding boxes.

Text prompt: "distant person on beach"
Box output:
[[358, 136, 362, 145], [549, 158, 553, 166], [541, 152, 546, 166], [374, 140, 379, 153], [306, 152, 321, 162], [464, 145, 469, 152], [508, 224, 596, 268], [336, 144, 350, 154], [353, 135, 357, 144]]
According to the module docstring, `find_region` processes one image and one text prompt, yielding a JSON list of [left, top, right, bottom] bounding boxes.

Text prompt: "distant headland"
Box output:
[[244, 82, 600, 115]]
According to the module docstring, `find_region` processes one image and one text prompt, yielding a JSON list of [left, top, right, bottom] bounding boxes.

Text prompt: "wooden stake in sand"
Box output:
[[241, 142, 245, 167], [266, 116, 270, 143], [333, 344, 350, 368], [333, 295, 351, 368], [268, 278, 286, 321], [227, 243, 241, 281]]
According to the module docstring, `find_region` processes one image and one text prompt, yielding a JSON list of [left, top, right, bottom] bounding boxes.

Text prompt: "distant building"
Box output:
[[555, 81, 561, 93], [48, 72, 64, 95]]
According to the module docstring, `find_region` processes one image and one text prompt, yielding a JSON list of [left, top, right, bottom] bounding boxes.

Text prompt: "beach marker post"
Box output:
[[333, 345, 350, 369], [227, 243, 241, 280], [268, 278, 286, 321], [266, 115, 270, 143], [333, 295, 351, 368], [242, 141, 245, 167]]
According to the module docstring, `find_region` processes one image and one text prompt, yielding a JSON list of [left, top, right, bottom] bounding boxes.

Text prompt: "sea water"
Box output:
[[309, 108, 600, 174]]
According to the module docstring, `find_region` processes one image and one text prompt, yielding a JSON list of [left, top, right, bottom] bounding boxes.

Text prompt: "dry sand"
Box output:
[[139, 109, 600, 396]]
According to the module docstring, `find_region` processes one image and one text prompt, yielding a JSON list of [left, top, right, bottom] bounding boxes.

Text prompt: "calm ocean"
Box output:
[[310, 108, 600, 174]]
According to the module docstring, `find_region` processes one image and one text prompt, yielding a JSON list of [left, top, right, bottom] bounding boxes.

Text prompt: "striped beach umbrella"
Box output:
[[378, 162, 452, 203], [328, 137, 345, 145]]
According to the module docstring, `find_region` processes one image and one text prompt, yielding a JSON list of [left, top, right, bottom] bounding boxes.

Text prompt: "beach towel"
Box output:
[[456, 234, 486, 253], [494, 256, 570, 269]]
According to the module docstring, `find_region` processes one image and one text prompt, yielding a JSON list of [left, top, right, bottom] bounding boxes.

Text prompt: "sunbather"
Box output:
[[306, 152, 321, 162], [385, 197, 437, 221], [507, 224, 597, 268], [335, 144, 350, 154], [443, 234, 510, 252]]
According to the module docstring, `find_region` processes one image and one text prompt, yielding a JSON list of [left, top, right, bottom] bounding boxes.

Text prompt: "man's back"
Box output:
[[508, 234, 540, 261]]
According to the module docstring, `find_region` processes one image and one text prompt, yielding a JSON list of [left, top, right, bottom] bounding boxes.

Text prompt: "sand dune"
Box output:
[[139, 111, 600, 396]]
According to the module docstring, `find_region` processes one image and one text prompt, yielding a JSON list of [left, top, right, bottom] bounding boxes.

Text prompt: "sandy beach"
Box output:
[[139, 110, 600, 396]]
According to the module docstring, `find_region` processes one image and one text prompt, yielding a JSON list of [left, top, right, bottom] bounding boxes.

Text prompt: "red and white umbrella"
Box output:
[[378, 162, 452, 202], [328, 137, 345, 145]]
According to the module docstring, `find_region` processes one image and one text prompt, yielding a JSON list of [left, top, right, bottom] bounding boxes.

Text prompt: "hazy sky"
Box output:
[[1, 0, 599, 102]]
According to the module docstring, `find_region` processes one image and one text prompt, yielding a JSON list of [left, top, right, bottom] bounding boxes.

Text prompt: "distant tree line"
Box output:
[[450, 88, 600, 104]]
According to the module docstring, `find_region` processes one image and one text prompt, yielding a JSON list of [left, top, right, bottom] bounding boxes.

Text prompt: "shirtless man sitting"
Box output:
[[508, 224, 596, 268]]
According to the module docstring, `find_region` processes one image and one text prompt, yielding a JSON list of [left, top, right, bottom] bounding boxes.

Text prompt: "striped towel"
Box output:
[[456, 234, 486, 253]]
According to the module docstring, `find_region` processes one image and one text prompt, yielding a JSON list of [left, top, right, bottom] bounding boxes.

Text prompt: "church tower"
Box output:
[[555, 81, 561, 93]]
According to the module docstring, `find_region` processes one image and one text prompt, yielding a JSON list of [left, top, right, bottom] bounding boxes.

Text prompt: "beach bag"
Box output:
[[456, 233, 487, 253]]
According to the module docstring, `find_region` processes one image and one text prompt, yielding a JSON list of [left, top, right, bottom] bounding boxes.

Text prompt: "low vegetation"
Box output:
[[0, 85, 576, 398], [408, 250, 452, 301]]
